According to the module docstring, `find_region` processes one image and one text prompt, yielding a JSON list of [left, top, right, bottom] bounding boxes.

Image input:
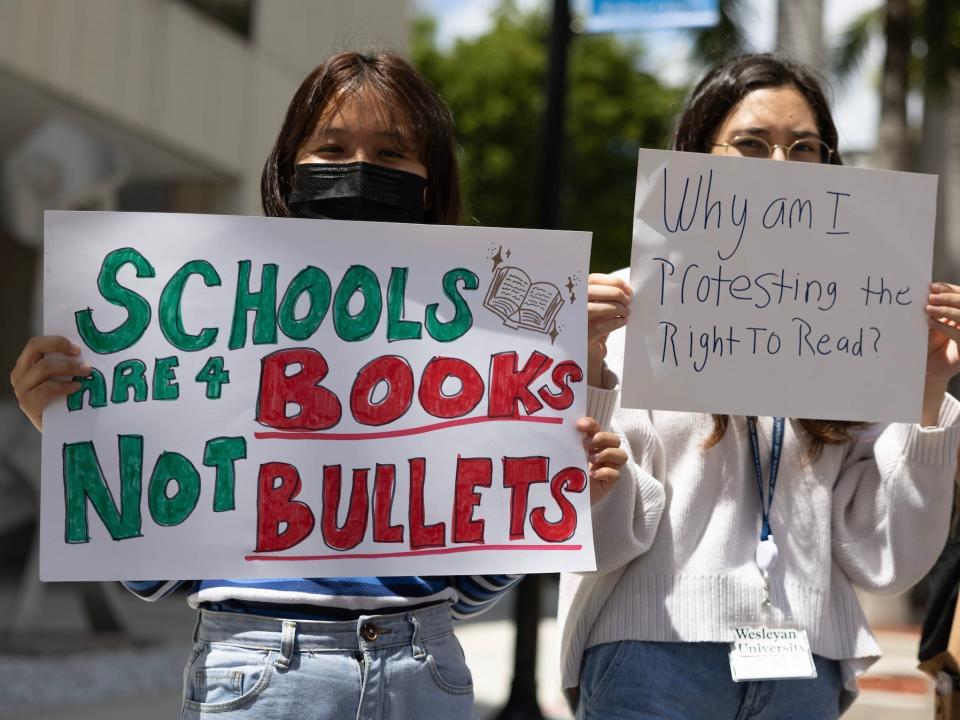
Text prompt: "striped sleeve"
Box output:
[[121, 580, 190, 602], [448, 574, 523, 619]]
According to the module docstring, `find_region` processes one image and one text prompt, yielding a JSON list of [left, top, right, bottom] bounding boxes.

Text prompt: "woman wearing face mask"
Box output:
[[560, 53, 960, 719], [11, 51, 626, 719]]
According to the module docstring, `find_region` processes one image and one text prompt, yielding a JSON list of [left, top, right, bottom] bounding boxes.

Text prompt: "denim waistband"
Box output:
[[194, 602, 454, 653]]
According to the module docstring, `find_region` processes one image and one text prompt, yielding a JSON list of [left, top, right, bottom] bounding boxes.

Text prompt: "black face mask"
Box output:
[[288, 161, 427, 223]]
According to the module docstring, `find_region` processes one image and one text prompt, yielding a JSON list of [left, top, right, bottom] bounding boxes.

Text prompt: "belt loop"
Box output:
[[275, 620, 297, 670], [191, 610, 204, 644], [408, 612, 426, 660]]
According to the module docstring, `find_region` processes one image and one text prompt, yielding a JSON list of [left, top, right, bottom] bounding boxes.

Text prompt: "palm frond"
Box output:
[[829, 7, 883, 84], [689, 0, 750, 68]]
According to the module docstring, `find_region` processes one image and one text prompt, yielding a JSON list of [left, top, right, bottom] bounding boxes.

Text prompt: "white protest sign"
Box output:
[[40, 211, 593, 580], [622, 149, 937, 422]]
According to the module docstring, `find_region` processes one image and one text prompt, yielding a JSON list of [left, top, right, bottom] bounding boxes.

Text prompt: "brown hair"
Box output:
[[674, 54, 863, 452], [702, 416, 864, 457], [261, 51, 461, 224]]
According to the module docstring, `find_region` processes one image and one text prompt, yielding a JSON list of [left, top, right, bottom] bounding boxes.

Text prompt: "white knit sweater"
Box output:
[[559, 326, 960, 701]]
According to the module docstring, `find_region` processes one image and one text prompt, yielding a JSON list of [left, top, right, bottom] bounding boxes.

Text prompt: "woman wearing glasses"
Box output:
[[560, 53, 960, 719]]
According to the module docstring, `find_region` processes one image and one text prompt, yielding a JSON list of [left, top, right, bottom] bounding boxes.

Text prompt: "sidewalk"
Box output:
[[0, 579, 569, 720], [846, 627, 934, 720], [0, 579, 938, 719]]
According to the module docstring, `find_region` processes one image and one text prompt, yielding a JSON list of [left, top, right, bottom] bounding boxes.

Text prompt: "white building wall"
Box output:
[[256, 0, 412, 71], [0, 0, 412, 214]]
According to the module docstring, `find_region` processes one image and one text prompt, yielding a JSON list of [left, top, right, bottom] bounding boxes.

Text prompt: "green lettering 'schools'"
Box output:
[[229, 261, 278, 349], [277, 266, 332, 340], [73, 249, 478, 353], [427, 268, 477, 342], [75, 248, 155, 354], [159, 260, 221, 351]]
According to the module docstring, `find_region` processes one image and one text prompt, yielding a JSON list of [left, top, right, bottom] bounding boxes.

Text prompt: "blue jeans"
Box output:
[[578, 641, 844, 720], [180, 604, 474, 719]]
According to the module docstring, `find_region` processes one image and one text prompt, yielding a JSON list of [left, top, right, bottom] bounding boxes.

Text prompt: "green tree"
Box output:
[[831, 0, 960, 170], [412, 4, 683, 272]]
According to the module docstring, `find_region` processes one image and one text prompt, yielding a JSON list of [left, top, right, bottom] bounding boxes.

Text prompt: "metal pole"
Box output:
[[537, 0, 572, 231], [495, 2, 570, 718], [495, 575, 545, 720]]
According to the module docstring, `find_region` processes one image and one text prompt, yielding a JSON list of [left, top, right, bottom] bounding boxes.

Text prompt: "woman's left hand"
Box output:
[[577, 417, 628, 505], [924, 282, 960, 423]]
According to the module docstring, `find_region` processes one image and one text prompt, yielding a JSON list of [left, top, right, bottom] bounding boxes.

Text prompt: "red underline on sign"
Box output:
[[244, 544, 583, 562], [253, 415, 564, 441]]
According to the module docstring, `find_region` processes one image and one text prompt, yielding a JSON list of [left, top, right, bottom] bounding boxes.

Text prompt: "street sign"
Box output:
[[583, 0, 720, 33]]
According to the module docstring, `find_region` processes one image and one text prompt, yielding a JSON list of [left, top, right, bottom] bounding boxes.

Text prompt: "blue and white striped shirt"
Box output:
[[123, 575, 521, 621]]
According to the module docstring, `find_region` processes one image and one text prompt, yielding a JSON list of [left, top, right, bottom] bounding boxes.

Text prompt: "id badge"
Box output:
[[728, 626, 816, 682]]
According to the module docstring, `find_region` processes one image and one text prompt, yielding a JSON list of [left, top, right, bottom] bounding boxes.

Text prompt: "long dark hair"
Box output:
[[673, 54, 860, 453], [261, 51, 461, 224]]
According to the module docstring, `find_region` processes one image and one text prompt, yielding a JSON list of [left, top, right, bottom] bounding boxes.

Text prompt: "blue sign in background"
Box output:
[[584, 0, 720, 33]]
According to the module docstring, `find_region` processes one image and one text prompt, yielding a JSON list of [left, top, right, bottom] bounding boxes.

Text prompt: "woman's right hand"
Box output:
[[577, 416, 628, 505], [587, 273, 632, 386], [10, 336, 90, 431]]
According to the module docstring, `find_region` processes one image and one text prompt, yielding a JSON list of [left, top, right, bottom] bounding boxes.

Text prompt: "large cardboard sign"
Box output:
[[623, 149, 937, 422], [40, 211, 593, 580]]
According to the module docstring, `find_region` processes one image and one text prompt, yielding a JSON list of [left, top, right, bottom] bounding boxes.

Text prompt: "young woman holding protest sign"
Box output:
[[562, 53, 960, 719], [10, 51, 626, 718]]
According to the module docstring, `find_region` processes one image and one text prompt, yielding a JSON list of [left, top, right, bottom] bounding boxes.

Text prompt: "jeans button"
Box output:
[[361, 623, 379, 641]]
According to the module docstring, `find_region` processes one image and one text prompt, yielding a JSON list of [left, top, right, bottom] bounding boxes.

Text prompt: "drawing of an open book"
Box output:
[[483, 265, 564, 335]]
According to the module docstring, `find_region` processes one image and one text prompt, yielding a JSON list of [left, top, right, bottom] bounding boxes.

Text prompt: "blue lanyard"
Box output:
[[747, 416, 785, 542]]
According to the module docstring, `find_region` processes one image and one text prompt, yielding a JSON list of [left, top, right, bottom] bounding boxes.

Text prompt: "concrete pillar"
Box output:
[[776, 0, 825, 70]]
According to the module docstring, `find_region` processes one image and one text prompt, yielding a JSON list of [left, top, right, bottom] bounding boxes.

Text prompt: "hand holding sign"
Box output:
[[10, 336, 89, 431], [924, 282, 960, 422], [587, 274, 632, 386], [576, 416, 626, 505]]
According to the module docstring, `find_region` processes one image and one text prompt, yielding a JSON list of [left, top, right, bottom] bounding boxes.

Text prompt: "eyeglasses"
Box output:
[[711, 135, 834, 163]]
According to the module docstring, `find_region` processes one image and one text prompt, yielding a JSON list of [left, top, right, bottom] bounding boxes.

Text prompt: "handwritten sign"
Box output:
[[39, 211, 593, 580], [622, 149, 937, 422]]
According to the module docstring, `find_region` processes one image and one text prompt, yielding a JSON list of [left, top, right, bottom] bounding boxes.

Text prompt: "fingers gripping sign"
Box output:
[[10, 335, 91, 431], [577, 416, 627, 505], [924, 281, 960, 425], [587, 273, 632, 386], [926, 282, 960, 378]]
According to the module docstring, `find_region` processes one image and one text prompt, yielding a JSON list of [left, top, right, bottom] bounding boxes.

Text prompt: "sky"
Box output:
[[414, 0, 885, 151]]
